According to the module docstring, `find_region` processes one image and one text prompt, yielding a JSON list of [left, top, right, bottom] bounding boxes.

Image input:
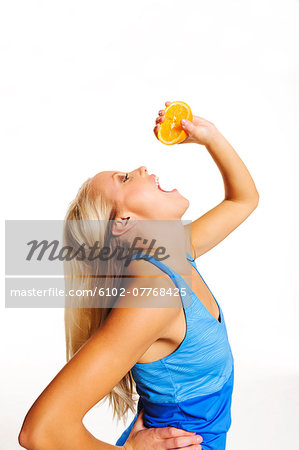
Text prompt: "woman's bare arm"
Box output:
[[18, 276, 196, 450]]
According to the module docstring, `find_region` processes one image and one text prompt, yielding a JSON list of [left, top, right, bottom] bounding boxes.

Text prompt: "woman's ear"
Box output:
[[112, 216, 136, 236]]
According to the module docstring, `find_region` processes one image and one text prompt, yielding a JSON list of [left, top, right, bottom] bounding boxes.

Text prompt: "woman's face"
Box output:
[[91, 166, 189, 220]]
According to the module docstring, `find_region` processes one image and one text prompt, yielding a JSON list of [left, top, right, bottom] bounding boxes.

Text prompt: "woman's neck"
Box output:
[[126, 220, 193, 276]]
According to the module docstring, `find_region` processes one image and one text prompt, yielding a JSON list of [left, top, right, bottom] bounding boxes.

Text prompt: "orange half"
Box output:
[[157, 101, 193, 145]]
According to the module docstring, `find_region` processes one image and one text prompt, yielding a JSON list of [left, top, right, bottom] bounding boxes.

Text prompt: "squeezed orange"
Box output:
[[157, 101, 193, 145]]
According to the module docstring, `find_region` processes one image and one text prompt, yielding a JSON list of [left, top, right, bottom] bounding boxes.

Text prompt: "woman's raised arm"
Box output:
[[154, 102, 259, 260]]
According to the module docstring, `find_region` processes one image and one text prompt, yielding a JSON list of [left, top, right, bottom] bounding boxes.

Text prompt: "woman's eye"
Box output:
[[122, 173, 129, 183]]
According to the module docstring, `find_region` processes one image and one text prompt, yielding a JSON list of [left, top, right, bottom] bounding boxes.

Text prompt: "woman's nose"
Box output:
[[138, 166, 148, 176]]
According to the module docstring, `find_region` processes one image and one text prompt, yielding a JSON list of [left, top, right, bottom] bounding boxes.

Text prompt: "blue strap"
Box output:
[[129, 251, 193, 309]]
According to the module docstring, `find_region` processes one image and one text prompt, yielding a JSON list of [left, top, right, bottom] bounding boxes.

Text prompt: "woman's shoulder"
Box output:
[[121, 258, 181, 304], [124, 257, 171, 284]]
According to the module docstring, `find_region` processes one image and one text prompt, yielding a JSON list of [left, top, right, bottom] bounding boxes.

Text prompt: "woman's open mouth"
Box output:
[[152, 174, 177, 193]]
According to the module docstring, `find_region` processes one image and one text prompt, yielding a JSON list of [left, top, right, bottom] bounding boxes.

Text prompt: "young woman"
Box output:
[[18, 101, 259, 450]]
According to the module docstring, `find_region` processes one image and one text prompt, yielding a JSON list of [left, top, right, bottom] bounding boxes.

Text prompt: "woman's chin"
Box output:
[[179, 193, 190, 206], [174, 195, 190, 217]]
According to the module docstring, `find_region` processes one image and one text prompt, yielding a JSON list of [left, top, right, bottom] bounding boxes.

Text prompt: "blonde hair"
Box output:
[[63, 176, 137, 425]]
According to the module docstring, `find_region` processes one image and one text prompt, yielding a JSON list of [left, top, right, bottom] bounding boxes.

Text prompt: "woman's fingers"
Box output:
[[153, 109, 165, 138], [157, 101, 171, 117], [166, 434, 202, 449], [171, 446, 201, 450], [153, 123, 160, 138], [156, 115, 165, 124], [155, 426, 202, 449]]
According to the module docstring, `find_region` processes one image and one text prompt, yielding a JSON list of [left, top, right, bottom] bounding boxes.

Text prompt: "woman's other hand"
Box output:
[[122, 408, 202, 449], [153, 101, 218, 147]]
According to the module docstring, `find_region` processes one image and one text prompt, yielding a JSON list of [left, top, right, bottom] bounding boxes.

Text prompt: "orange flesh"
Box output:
[[158, 101, 193, 145]]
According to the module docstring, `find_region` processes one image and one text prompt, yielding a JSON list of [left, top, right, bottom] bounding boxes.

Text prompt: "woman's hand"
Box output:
[[153, 101, 219, 147], [122, 409, 202, 450]]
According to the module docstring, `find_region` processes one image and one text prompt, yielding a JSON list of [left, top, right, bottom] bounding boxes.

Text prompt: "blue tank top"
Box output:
[[115, 251, 234, 450]]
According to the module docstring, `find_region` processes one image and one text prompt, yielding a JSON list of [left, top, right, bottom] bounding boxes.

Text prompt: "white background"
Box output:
[[1, 0, 299, 448]]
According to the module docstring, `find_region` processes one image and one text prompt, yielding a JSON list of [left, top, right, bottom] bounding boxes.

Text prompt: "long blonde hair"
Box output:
[[63, 176, 138, 424]]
